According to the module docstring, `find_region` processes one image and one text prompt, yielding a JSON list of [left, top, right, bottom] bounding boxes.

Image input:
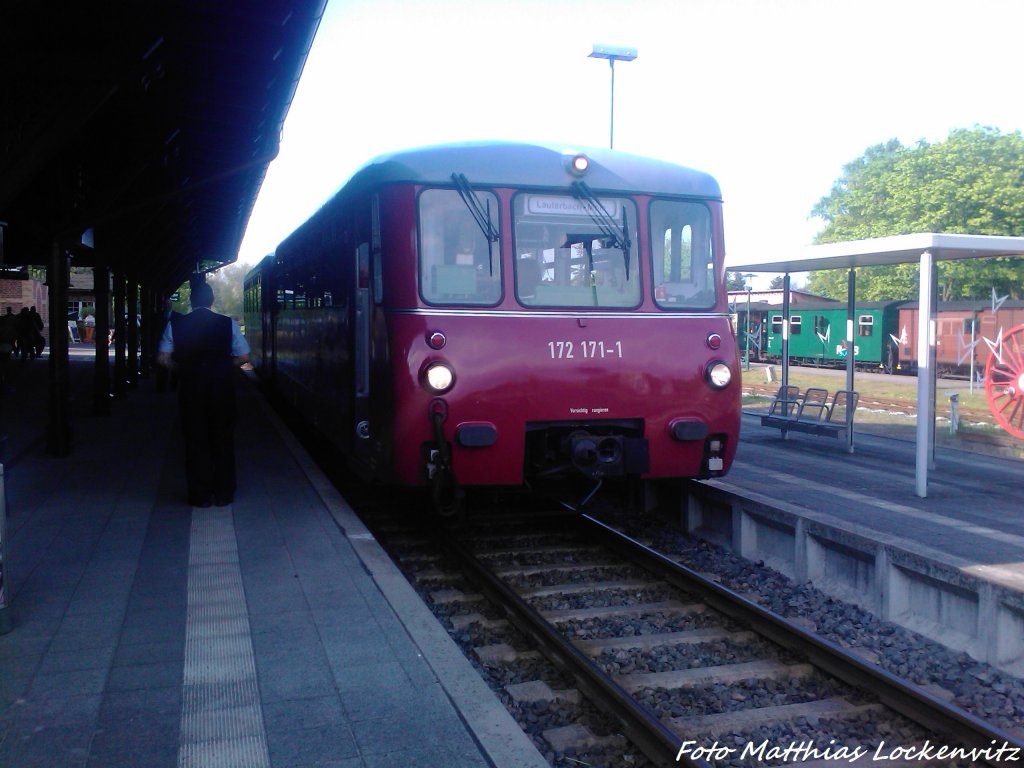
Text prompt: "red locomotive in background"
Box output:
[[244, 142, 740, 513]]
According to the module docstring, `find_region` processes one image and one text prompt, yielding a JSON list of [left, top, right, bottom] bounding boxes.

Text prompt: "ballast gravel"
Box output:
[[599, 507, 1024, 736]]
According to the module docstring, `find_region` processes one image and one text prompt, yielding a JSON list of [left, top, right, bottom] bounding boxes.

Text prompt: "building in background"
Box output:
[[728, 288, 836, 306]]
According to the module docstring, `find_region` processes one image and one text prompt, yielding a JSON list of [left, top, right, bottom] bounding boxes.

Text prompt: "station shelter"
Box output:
[[728, 232, 1024, 497]]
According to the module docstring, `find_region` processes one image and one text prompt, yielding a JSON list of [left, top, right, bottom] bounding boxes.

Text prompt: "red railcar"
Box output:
[[244, 142, 740, 511], [896, 300, 1024, 377]]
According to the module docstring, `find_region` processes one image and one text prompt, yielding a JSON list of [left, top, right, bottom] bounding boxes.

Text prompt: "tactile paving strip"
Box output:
[[178, 508, 270, 768]]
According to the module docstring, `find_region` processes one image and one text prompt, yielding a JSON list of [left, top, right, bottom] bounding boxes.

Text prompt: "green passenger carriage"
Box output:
[[763, 301, 904, 372]]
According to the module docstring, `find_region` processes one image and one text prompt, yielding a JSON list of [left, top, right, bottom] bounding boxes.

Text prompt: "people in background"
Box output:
[[155, 299, 179, 393], [16, 308, 33, 359], [0, 310, 16, 391], [28, 306, 44, 357]]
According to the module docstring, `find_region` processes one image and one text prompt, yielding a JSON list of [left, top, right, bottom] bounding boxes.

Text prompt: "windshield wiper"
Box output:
[[570, 181, 632, 278], [452, 173, 499, 275]]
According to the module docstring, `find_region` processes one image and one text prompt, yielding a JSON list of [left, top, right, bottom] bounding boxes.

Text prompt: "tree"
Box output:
[[807, 126, 1024, 301], [207, 262, 245, 319], [768, 275, 785, 290], [170, 261, 247, 319], [726, 271, 750, 291]]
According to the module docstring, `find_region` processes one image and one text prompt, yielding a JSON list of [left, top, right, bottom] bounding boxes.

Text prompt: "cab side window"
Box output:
[[418, 189, 501, 305]]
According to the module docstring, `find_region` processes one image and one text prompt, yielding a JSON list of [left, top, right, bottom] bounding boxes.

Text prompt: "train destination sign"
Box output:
[[526, 195, 621, 218]]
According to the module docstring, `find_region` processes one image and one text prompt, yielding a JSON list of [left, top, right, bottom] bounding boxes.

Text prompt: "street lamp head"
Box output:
[[589, 44, 638, 62]]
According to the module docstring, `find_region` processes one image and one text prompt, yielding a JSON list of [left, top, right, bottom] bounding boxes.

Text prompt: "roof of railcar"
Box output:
[[898, 299, 1024, 311], [341, 141, 722, 199], [763, 300, 909, 312]]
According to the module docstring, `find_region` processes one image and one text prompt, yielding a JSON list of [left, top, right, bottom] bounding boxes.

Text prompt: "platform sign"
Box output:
[[68, 321, 81, 343]]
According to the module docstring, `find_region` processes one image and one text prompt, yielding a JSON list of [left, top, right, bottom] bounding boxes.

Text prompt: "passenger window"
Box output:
[[418, 188, 501, 305], [771, 315, 783, 334], [789, 315, 802, 335], [858, 314, 873, 337]]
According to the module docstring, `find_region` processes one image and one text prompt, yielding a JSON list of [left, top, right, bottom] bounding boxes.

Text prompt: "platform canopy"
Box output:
[[1, 2, 328, 294], [728, 232, 1024, 498]]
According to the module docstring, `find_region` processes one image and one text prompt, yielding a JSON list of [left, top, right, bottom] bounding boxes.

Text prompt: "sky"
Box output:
[[237, 0, 1024, 289]]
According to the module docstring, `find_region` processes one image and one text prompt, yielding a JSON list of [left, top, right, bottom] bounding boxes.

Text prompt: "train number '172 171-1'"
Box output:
[[547, 340, 623, 359]]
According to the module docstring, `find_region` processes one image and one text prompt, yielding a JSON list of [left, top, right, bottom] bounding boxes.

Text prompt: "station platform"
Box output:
[[730, 411, 1024, 566], [692, 408, 1024, 675], [0, 349, 546, 768]]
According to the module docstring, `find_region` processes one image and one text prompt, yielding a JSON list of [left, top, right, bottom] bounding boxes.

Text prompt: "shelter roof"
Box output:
[[728, 233, 1024, 274], [1, 2, 327, 294]]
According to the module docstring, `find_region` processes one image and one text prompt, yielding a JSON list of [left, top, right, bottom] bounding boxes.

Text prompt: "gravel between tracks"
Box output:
[[598, 507, 1024, 736]]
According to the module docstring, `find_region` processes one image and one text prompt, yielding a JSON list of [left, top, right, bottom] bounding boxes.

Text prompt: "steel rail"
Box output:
[[580, 513, 1024, 766], [440, 534, 712, 768]]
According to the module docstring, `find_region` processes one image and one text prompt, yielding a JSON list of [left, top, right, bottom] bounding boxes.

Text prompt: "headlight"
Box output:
[[563, 150, 590, 176], [424, 362, 455, 393], [705, 361, 732, 389]]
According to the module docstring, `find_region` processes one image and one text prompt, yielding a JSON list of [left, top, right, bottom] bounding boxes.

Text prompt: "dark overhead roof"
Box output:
[[1, 1, 327, 293]]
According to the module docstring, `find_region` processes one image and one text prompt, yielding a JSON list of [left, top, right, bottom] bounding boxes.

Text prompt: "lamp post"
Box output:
[[745, 285, 752, 371], [589, 44, 637, 149]]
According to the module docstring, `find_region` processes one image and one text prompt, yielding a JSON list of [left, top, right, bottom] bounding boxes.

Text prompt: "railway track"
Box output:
[[369, 506, 1023, 768]]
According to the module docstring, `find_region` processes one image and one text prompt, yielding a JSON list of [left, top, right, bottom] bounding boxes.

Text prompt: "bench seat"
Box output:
[[760, 414, 849, 438], [758, 387, 859, 442]]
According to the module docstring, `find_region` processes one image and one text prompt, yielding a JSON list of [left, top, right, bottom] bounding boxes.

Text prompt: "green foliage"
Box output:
[[207, 262, 245, 319], [726, 271, 750, 291], [808, 126, 1024, 301], [169, 262, 246, 319]]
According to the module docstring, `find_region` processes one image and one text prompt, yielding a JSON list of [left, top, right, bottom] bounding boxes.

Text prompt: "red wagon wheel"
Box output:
[[984, 324, 1024, 439]]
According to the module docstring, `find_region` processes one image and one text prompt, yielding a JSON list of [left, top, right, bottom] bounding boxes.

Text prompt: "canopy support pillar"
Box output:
[[845, 268, 856, 453], [46, 240, 72, 455], [780, 273, 791, 440], [915, 249, 935, 497]]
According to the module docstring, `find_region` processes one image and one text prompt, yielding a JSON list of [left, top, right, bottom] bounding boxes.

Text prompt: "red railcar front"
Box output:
[[368, 146, 739, 494], [250, 142, 741, 510]]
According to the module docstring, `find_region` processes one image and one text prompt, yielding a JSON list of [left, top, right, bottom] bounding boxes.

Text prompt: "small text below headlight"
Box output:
[[423, 362, 455, 393], [705, 360, 732, 389]]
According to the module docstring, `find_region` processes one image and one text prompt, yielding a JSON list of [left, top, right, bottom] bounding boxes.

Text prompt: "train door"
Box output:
[[353, 243, 371, 444], [262, 270, 275, 379], [351, 198, 375, 469]]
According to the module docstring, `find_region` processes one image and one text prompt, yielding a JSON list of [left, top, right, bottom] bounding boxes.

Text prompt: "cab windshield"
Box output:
[[512, 193, 640, 308], [418, 188, 501, 305], [650, 199, 717, 309]]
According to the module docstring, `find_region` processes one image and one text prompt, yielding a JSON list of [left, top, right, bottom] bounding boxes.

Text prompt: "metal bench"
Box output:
[[766, 384, 802, 417], [760, 387, 860, 440]]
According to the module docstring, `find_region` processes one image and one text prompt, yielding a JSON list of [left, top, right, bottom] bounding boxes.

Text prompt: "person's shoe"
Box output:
[[189, 495, 212, 508], [214, 496, 233, 507]]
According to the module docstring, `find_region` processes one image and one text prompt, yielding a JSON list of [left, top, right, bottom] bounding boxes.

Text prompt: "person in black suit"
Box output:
[[157, 279, 250, 508]]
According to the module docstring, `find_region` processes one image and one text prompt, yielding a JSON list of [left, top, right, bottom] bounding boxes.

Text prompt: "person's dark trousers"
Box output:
[[178, 375, 236, 506], [155, 365, 178, 393]]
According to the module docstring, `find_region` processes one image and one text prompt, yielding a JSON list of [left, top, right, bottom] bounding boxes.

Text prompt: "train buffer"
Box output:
[[756, 386, 860, 441]]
